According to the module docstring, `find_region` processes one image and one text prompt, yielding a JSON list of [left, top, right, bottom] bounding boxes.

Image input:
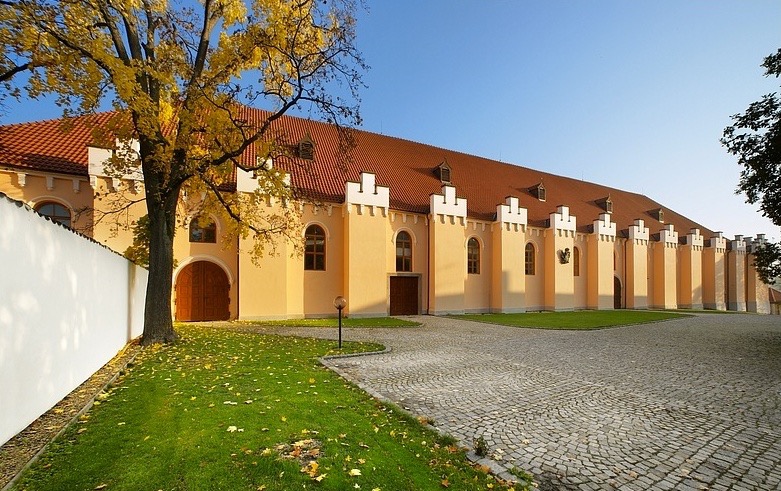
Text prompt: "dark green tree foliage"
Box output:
[[722, 49, 781, 284], [751, 242, 781, 284]]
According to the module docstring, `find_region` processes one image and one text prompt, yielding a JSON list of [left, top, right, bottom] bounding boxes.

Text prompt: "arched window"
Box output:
[[396, 231, 412, 272], [304, 224, 326, 271], [573, 247, 581, 276], [189, 216, 217, 243], [35, 201, 71, 228], [525, 243, 536, 275], [467, 237, 480, 274]]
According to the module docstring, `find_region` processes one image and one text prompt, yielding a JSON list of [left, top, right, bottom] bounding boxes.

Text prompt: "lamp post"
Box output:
[[333, 296, 347, 349]]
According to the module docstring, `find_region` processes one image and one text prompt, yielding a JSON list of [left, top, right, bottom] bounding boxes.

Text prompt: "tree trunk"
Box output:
[[141, 188, 180, 345]]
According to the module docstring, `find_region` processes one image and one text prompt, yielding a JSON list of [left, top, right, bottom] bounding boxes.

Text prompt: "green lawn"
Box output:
[[12, 325, 529, 491], [241, 317, 421, 328], [452, 310, 690, 330]]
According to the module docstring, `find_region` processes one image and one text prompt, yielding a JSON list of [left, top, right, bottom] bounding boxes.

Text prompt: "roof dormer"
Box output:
[[434, 160, 452, 184], [652, 208, 664, 223], [596, 195, 613, 214], [297, 132, 315, 160], [529, 180, 546, 202]]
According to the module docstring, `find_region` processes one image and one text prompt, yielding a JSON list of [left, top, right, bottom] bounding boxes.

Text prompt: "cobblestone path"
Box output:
[[274, 314, 781, 490]]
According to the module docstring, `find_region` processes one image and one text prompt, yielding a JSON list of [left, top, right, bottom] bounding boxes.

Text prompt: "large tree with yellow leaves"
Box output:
[[1, 0, 365, 344]]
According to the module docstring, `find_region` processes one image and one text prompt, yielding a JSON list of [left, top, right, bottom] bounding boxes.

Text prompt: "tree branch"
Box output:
[[98, 1, 133, 64], [199, 173, 288, 238], [0, 62, 31, 82]]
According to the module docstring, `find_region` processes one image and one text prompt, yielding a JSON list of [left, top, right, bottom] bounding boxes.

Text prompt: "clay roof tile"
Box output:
[[0, 107, 713, 236]]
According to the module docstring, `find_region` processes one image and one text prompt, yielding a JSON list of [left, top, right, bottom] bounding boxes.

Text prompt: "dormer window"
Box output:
[[597, 195, 613, 213], [435, 161, 451, 184], [529, 181, 546, 201], [298, 133, 315, 160], [650, 208, 664, 223]]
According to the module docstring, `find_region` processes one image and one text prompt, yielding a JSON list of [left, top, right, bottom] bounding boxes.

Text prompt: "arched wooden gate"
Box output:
[[175, 261, 230, 321]]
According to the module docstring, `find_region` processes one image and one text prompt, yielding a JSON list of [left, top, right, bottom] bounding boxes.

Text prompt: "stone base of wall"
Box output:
[[747, 301, 771, 315], [727, 302, 747, 312], [678, 303, 703, 310], [703, 302, 727, 311]]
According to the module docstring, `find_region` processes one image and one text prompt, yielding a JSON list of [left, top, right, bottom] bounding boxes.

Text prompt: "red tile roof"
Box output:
[[0, 112, 118, 175], [0, 108, 713, 237]]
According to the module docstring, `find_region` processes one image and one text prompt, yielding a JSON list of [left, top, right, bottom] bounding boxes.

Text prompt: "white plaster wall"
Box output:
[[0, 195, 147, 446]]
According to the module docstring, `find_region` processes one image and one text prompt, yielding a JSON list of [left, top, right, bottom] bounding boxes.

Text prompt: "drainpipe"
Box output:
[[427, 214, 432, 315], [236, 235, 240, 320], [744, 250, 750, 308], [623, 237, 628, 309], [725, 249, 730, 310]]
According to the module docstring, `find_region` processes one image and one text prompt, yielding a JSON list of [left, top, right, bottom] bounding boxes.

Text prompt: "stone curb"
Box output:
[[320, 346, 392, 361], [465, 451, 519, 484]]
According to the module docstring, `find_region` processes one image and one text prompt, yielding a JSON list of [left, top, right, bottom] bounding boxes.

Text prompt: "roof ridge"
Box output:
[[0, 110, 118, 129]]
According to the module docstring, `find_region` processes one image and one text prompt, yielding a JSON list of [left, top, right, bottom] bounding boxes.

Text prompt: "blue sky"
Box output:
[[348, 0, 780, 240], [3, 1, 779, 240]]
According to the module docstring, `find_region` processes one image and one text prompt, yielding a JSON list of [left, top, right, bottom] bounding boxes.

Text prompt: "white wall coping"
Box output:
[[629, 219, 650, 241], [731, 235, 747, 252], [592, 212, 616, 237], [744, 234, 768, 253], [685, 228, 704, 247], [87, 138, 142, 181], [495, 196, 527, 226], [708, 232, 727, 249], [345, 172, 390, 209], [549, 205, 576, 232], [660, 223, 678, 245], [236, 167, 256, 193], [237, 165, 290, 195], [430, 185, 467, 218], [749, 234, 768, 253]]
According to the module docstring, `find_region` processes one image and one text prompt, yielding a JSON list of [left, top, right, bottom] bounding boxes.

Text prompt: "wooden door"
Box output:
[[614, 276, 622, 309], [390, 276, 418, 315], [176, 261, 230, 321]]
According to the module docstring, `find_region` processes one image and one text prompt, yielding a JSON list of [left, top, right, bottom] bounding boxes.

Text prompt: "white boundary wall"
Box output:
[[0, 194, 147, 445]]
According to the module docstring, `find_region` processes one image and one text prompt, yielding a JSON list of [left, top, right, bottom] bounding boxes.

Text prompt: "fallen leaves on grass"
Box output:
[[275, 439, 323, 463]]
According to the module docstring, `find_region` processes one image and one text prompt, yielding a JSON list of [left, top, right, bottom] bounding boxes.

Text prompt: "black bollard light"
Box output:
[[333, 296, 347, 349]]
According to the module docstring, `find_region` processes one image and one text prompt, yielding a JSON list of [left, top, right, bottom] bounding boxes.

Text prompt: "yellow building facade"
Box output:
[[0, 111, 772, 320]]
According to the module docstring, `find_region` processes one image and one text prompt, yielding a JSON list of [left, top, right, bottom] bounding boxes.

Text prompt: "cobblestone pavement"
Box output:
[[270, 314, 781, 490]]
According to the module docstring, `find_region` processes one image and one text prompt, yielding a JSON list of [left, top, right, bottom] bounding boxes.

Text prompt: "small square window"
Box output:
[[189, 217, 217, 243]]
